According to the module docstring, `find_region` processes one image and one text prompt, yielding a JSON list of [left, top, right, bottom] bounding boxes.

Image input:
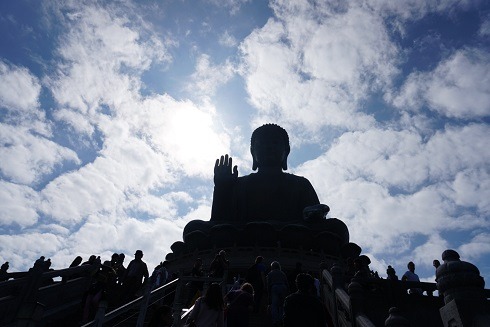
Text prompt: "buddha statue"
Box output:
[[211, 123, 323, 222], [175, 124, 354, 256]]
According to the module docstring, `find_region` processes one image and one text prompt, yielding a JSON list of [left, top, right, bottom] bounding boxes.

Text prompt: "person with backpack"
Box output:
[[245, 256, 266, 313]]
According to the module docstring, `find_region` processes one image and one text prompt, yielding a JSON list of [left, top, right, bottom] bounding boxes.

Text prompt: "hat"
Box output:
[[135, 250, 143, 256]]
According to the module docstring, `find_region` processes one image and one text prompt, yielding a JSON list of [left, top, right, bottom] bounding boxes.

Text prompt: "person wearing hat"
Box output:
[[122, 250, 149, 301]]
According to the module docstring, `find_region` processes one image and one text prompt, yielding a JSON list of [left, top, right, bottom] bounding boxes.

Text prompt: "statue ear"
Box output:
[[282, 148, 289, 170], [251, 145, 258, 170], [282, 157, 288, 170]]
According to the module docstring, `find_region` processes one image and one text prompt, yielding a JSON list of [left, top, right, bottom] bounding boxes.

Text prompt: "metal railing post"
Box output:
[[136, 282, 152, 327], [93, 300, 108, 327]]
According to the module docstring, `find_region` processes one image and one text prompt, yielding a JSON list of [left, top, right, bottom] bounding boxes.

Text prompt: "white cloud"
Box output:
[[0, 124, 80, 185], [448, 169, 490, 214], [48, 2, 172, 131], [0, 181, 39, 227], [239, 1, 398, 133], [0, 232, 63, 272], [32, 2, 231, 227], [0, 61, 41, 113], [296, 123, 489, 254], [219, 30, 238, 47], [391, 49, 490, 118], [459, 233, 490, 261], [188, 54, 236, 97]]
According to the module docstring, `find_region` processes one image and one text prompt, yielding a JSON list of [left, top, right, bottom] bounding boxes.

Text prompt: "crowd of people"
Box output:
[[0, 250, 173, 324], [184, 253, 329, 327], [0, 248, 439, 327]]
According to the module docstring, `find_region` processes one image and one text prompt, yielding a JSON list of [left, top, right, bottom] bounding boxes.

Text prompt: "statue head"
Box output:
[[250, 124, 290, 171]]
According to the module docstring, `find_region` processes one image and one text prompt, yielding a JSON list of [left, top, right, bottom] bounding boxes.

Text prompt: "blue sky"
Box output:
[[0, 0, 489, 284]]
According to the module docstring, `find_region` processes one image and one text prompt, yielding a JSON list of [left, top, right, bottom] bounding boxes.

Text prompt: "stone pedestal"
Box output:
[[436, 250, 490, 327]]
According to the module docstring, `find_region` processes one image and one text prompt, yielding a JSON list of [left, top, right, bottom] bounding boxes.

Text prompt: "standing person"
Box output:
[[209, 251, 228, 278], [0, 262, 9, 282], [246, 256, 266, 313], [186, 283, 224, 327], [287, 262, 302, 293], [284, 273, 327, 327], [188, 258, 205, 306], [115, 253, 126, 285], [266, 261, 289, 327], [402, 261, 422, 294], [386, 265, 398, 281], [224, 283, 254, 327], [122, 250, 149, 301]]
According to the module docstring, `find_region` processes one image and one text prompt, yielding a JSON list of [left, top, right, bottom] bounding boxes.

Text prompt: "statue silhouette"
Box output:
[[178, 123, 352, 256], [211, 123, 322, 222]]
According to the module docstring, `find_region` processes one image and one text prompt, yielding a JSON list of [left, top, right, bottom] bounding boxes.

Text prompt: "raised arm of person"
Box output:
[[210, 154, 238, 221]]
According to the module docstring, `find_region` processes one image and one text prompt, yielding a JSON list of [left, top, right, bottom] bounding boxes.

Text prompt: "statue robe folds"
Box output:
[[211, 172, 320, 223]]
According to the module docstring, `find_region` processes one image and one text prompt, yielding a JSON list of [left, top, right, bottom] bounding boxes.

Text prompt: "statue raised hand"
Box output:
[[214, 154, 238, 187]]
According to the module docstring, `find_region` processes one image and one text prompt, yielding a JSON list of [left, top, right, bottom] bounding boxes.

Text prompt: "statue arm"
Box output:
[[211, 154, 238, 221], [302, 177, 320, 206]]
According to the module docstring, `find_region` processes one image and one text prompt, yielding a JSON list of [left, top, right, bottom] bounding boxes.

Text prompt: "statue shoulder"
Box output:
[[283, 172, 313, 184]]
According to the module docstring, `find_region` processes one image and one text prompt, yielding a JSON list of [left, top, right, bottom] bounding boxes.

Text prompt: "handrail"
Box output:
[[81, 278, 179, 327], [356, 314, 376, 327], [181, 304, 195, 320]]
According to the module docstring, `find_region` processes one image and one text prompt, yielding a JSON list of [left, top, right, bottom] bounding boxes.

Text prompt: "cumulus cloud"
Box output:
[[0, 124, 80, 185], [0, 61, 41, 113], [459, 233, 490, 261], [0, 181, 39, 227], [239, 1, 398, 133], [0, 1, 231, 271], [188, 54, 236, 97], [391, 49, 490, 118], [296, 123, 489, 254]]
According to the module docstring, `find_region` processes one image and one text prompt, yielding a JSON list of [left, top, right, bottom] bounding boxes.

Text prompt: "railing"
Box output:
[[0, 264, 99, 326], [171, 273, 228, 327], [82, 278, 179, 327], [321, 268, 447, 327]]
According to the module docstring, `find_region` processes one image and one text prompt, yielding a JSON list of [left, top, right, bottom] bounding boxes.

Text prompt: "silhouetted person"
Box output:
[[187, 257, 204, 306], [70, 256, 83, 268], [386, 265, 398, 281], [246, 256, 266, 313], [82, 260, 116, 323], [284, 273, 327, 327], [211, 124, 321, 222], [224, 282, 254, 327], [63, 256, 83, 282], [402, 261, 422, 294], [209, 250, 229, 278], [287, 262, 303, 293], [353, 255, 371, 278], [267, 261, 289, 326], [308, 271, 321, 298], [122, 250, 149, 301], [0, 262, 9, 281], [186, 283, 224, 327], [82, 255, 97, 266], [115, 253, 126, 285], [344, 257, 356, 283], [150, 261, 168, 289], [148, 304, 172, 327]]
